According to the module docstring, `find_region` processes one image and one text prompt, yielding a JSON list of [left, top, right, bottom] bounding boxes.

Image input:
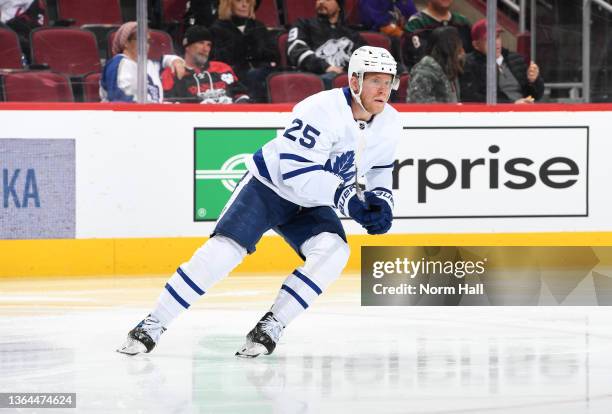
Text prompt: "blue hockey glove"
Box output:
[[334, 184, 377, 226], [362, 190, 393, 235]]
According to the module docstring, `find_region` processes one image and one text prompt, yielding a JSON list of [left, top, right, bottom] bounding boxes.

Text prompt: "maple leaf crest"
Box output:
[[324, 151, 356, 183]]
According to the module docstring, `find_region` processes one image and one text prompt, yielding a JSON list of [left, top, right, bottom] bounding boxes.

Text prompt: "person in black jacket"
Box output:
[[287, 0, 366, 88], [460, 19, 544, 103], [209, 0, 278, 102], [161, 26, 250, 103]]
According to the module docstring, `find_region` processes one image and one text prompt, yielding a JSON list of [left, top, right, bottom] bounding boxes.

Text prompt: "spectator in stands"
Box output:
[[100, 22, 186, 103], [402, 0, 472, 70], [161, 26, 250, 103], [287, 0, 366, 88], [184, 0, 219, 28], [209, 0, 277, 102], [460, 19, 544, 103], [407, 26, 464, 103], [184, 0, 262, 28], [359, 0, 417, 38], [0, 0, 45, 63]]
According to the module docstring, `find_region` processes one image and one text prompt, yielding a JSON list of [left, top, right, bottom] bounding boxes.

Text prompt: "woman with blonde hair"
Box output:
[[210, 0, 278, 102]]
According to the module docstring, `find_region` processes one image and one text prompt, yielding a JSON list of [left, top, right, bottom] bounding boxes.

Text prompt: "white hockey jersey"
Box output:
[[246, 87, 401, 210]]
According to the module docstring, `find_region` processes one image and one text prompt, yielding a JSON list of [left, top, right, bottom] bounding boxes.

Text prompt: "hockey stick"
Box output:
[[355, 120, 367, 203]]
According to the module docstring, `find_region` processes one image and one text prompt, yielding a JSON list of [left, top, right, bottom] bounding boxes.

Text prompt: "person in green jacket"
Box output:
[[407, 26, 464, 103], [402, 0, 471, 70]]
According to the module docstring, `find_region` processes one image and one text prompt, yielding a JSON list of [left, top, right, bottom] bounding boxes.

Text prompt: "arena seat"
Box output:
[[56, 0, 123, 26], [256, 0, 281, 28], [267, 72, 324, 103], [107, 29, 174, 60], [332, 73, 349, 89], [82, 72, 102, 102], [360, 31, 392, 51], [0, 28, 23, 69], [1, 71, 74, 102], [30, 28, 101, 76], [277, 32, 289, 68], [344, 0, 360, 27], [283, 0, 316, 26], [161, 0, 188, 25]]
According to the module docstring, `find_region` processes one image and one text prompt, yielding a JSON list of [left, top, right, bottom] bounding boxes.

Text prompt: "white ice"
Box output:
[[1, 275, 612, 413]]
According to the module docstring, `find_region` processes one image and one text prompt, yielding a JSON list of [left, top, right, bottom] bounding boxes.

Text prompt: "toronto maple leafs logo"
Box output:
[[324, 151, 356, 183]]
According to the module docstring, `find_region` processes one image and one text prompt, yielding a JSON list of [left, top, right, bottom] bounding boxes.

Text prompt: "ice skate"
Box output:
[[117, 314, 166, 355], [236, 312, 284, 358]]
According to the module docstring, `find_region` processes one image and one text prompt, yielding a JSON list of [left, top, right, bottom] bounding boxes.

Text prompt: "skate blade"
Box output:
[[116, 338, 147, 355], [235, 342, 268, 358]]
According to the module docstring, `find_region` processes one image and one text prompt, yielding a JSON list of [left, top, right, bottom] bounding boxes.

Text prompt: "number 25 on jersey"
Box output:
[[283, 119, 320, 149]]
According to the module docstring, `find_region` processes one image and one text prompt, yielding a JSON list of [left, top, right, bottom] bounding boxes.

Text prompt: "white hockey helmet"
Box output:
[[348, 46, 399, 108]]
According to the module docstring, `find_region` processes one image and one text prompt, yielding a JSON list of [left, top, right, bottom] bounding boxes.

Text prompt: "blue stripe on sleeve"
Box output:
[[253, 148, 272, 182], [281, 284, 309, 309], [177, 267, 205, 296], [281, 165, 323, 180], [293, 269, 322, 295], [371, 163, 395, 169], [279, 153, 314, 163]]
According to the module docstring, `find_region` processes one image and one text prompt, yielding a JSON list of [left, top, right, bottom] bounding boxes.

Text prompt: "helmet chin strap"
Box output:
[[350, 72, 371, 115]]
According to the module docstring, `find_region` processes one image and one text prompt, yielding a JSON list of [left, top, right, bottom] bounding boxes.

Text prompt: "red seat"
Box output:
[[107, 29, 174, 60], [161, 0, 188, 25], [283, 0, 316, 26], [332, 73, 349, 88], [1, 71, 74, 102], [277, 32, 289, 68], [56, 0, 123, 26], [0, 28, 23, 69], [360, 31, 392, 51], [344, 0, 360, 26], [82, 72, 102, 102], [148, 30, 175, 60], [256, 0, 281, 28], [30, 28, 101, 76], [267, 72, 324, 103]]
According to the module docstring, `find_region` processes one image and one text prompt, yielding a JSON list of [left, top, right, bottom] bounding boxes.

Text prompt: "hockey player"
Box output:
[[118, 46, 402, 358]]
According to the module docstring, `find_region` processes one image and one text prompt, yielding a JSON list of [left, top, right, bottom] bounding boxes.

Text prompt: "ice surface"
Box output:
[[1, 275, 611, 413]]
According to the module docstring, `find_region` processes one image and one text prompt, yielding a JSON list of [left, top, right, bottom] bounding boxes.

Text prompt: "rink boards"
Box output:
[[0, 102, 611, 276]]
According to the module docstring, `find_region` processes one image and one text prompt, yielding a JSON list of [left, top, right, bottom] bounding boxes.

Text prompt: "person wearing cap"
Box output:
[[402, 0, 472, 70], [209, 0, 278, 102], [161, 26, 250, 104], [100, 21, 185, 103], [359, 0, 418, 37], [460, 18, 544, 104], [287, 0, 366, 88]]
